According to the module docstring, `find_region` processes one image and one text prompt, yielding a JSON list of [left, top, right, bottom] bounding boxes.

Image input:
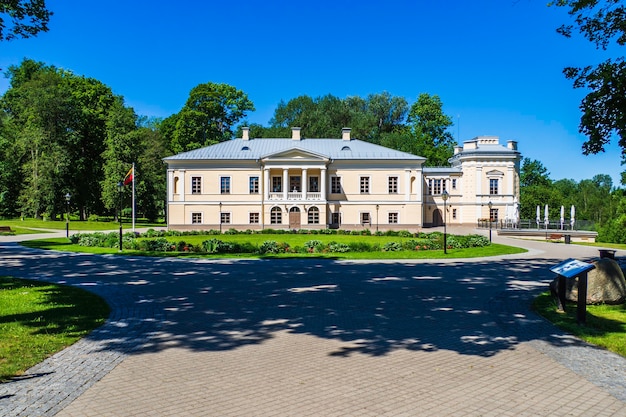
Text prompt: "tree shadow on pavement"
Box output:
[[0, 243, 605, 359]]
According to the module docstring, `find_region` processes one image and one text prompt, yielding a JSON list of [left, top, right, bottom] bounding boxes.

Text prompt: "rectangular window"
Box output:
[[331, 176, 342, 194], [249, 177, 259, 194], [427, 179, 443, 195], [452, 178, 457, 190], [289, 176, 301, 192], [220, 177, 231, 194], [360, 176, 370, 194], [432, 179, 442, 195], [220, 212, 230, 224], [452, 208, 457, 220], [272, 177, 282, 192], [309, 176, 319, 192], [361, 212, 371, 225], [388, 177, 398, 194], [271, 208, 282, 224], [388, 212, 398, 224], [191, 177, 202, 194], [489, 179, 499, 195], [249, 212, 259, 224], [191, 212, 202, 224], [490, 208, 498, 222], [308, 208, 320, 224]]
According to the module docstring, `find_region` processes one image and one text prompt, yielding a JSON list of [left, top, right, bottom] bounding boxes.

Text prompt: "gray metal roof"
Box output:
[[164, 138, 426, 161], [423, 167, 462, 174]]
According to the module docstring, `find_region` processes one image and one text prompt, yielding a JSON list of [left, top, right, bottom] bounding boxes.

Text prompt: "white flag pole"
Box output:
[[132, 163, 136, 232]]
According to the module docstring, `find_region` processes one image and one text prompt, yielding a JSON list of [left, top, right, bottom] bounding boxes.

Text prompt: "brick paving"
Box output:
[[0, 231, 625, 416]]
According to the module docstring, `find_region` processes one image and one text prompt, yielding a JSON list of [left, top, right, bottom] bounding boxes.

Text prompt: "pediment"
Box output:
[[486, 169, 504, 177], [262, 147, 329, 162]]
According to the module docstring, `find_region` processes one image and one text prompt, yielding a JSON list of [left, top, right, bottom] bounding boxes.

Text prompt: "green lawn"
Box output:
[[0, 276, 110, 381], [533, 292, 626, 358], [22, 234, 527, 259], [0, 218, 164, 232]]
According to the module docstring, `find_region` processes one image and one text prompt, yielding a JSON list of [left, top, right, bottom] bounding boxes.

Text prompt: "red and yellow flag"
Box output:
[[123, 166, 133, 186]]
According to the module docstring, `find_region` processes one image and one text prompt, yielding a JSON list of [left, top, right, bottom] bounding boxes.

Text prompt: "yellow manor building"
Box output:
[[163, 127, 521, 231]]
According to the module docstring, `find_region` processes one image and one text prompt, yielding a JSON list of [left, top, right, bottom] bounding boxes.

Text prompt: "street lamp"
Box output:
[[442, 190, 449, 254], [65, 193, 71, 238], [488, 200, 493, 242], [118, 181, 123, 251], [219, 202, 223, 234], [376, 204, 379, 232]]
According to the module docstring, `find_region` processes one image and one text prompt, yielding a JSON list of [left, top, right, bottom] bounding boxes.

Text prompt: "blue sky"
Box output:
[[1, 0, 623, 184]]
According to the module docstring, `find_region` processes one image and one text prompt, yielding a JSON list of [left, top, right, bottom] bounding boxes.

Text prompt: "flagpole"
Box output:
[[132, 163, 136, 232]]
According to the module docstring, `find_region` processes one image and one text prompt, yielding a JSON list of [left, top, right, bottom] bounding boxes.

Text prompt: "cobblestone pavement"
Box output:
[[0, 231, 625, 416]]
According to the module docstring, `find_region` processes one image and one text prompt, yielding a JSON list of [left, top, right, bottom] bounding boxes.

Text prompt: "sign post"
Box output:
[[550, 259, 595, 325]]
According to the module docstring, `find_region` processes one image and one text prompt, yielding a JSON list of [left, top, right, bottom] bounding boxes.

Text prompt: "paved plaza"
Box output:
[[0, 230, 625, 416]]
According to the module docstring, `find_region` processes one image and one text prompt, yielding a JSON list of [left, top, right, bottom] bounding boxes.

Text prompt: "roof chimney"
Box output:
[[291, 127, 301, 140], [507, 140, 518, 150], [242, 126, 250, 141], [342, 127, 351, 141]]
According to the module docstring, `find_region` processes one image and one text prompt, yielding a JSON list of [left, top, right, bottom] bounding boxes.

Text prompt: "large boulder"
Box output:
[[550, 258, 626, 305]]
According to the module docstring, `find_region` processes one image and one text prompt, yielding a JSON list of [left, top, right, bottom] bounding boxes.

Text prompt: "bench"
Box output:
[[0, 226, 13, 233], [548, 233, 563, 240]]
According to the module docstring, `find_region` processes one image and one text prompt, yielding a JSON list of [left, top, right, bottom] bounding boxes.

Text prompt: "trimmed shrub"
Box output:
[[259, 240, 280, 254], [328, 242, 350, 253], [382, 241, 402, 251]]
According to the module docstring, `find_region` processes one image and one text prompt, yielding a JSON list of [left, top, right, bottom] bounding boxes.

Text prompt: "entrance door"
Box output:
[[433, 209, 443, 226], [289, 207, 301, 229]]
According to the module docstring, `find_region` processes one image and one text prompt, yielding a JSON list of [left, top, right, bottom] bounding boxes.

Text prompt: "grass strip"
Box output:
[[533, 292, 626, 358], [22, 236, 526, 259], [0, 277, 110, 381]]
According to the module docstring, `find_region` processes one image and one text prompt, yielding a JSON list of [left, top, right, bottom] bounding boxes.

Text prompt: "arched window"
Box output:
[[270, 207, 282, 224], [173, 177, 179, 194], [308, 207, 320, 224]]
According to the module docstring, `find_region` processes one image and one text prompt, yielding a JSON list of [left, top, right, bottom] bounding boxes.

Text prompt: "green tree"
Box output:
[[2, 59, 116, 219], [171, 82, 254, 153], [407, 93, 455, 166], [519, 158, 556, 220], [551, 0, 626, 180], [101, 98, 138, 219], [520, 158, 552, 188], [0, 0, 53, 41]]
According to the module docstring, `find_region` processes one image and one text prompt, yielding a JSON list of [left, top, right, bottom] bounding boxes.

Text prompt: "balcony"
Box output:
[[269, 192, 323, 201]]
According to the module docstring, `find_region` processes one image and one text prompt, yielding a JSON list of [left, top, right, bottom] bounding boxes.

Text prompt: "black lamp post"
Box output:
[[376, 204, 379, 232], [118, 181, 123, 251], [442, 190, 449, 254], [488, 200, 493, 242], [219, 202, 223, 234], [65, 193, 71, 238]]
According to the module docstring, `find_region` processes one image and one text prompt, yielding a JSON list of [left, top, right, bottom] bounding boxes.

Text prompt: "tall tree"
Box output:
[[171, 82, 254, 153], [519, 158, 557, 220], [520, 158, 552, 188], [550, 0, 626, 180], [406, 93, 455, 166], [0, 0, 52, 41], [2, 59, 116, 219]]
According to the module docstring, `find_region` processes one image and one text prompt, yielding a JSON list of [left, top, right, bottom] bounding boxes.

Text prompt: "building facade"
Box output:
[[163, 128, 521, 231]]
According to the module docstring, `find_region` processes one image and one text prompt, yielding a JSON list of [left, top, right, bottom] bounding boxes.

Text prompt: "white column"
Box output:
[[405, 170, 410, 201], [302, 168, 308, 196], [167, 170, 174, 201], [507, 165, 514, 197], [415, 169, 423, 202], [179, 170, 186, 202], [321, 168, 327, 200], [283, 168, 288, 200], [264, 168, 270, 201]]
